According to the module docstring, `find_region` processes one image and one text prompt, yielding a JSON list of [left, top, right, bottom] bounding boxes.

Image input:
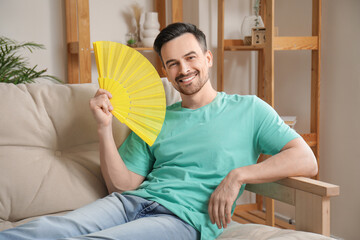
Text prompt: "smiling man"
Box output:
[[0, 23, 318, 240]]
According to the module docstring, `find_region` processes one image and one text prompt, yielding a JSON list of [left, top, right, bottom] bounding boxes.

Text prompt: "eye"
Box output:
[[168, 62, 178, 68]]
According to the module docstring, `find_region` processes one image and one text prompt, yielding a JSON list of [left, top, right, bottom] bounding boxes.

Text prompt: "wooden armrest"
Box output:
[[245, 177, 339, 236], [276, 177, 339, 197]]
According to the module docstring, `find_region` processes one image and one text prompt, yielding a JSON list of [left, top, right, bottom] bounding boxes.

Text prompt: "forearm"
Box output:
[[98, 126, 142, 193], [208, 137, 318, 229], [234, 138, 318, 185]]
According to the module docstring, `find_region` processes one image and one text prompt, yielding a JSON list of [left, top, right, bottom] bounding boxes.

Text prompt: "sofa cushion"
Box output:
[[218, 222, 335, 240], [0, 83, 131, 230]]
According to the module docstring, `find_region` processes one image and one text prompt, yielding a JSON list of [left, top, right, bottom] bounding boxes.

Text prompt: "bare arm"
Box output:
[[89, 89, 145, 193], [208, 137, 318, 229], [235, 137, 318, 184]]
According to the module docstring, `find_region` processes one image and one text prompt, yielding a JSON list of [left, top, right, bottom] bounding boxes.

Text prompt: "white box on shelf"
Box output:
[[281, 116, 297, 129]]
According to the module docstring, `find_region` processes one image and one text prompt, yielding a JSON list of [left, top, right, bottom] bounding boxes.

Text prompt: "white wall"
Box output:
[[1, 0, 359, 239], [321, 1, 360, 239], [0, 0, 67, 82]]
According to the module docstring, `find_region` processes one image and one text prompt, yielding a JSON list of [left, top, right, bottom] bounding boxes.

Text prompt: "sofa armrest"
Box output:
[[245, 177, 339, 236]]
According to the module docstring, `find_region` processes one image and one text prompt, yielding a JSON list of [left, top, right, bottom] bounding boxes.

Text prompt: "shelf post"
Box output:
[[171, 0, 183, 23], [217, 0, 225, 91], [155, 0, 166, 30], [257, 0, 267, 100], [264, 0, 275, 107], [311, 0, 321, 179], [263, 0, 276, 226], [65, 0, 79, 83], [77, 0, 91, 83]]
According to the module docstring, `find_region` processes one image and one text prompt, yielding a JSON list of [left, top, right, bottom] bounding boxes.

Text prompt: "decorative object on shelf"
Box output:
[[243, 36, 252, 46], [281, 116, 297, 129], [93, 41, 166, 146], [125, 32, 138, 47], [253, 0, 262, 26], [240, 0, 264, 45], [251, 27, 266, 45], [130, 2, 143, 46], [0, 37, 61, 84], [141, 12, 160, 48]]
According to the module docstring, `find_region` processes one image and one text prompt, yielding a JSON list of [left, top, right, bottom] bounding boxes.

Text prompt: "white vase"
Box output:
[[142, 12, 160, 47], [142, 29, 160, 38], [143, 12, 160, 30]]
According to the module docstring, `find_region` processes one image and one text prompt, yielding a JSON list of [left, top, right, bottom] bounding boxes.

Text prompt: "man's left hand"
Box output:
[[208, 169, 242, 229]]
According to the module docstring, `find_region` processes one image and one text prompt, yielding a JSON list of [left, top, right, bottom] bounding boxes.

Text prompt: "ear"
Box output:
[[205, 50, 213, 68]]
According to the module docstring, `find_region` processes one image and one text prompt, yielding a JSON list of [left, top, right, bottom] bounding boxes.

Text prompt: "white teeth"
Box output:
[[181, 75, 196, 83]]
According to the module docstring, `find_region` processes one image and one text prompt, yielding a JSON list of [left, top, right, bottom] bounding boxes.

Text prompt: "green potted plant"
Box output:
[[0, 36, 61, 84]]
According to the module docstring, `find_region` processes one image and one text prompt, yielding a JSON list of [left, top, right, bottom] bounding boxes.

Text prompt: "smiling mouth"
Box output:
[[177, 72, 198, 83]]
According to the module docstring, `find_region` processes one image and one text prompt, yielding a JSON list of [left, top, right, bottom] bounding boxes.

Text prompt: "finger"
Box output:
[[219, 202, 227, 229], [209, 195, 221, 228], [208, 197, 215, 224], [99, 97, 111, 114], [212, 201, 221, 229], [91, 92, 111, 109], [101, 102, 110, 114], [103, 96, 113, 111], [96, 94, 112, 112], [225, 204, 232, 226], [95, 89, 112, 99]]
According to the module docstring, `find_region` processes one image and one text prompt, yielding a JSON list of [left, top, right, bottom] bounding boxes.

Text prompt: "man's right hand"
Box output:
[[89, 89, 114, 128]]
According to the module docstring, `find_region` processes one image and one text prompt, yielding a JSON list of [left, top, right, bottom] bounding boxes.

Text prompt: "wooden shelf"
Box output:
[[232, 207, 296, 230], [68, 41, 155, 54], [218, 0, 322, 230], [274, 36, 319, 51], [223, 36, 319, 52], [224, 39, 264, 51]]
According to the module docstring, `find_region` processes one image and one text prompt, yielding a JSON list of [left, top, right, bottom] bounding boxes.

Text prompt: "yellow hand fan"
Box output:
[[93, 41, 166, 146]]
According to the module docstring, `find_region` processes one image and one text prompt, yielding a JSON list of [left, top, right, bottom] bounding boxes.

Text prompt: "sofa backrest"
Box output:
[[0, 80, 181, 230]]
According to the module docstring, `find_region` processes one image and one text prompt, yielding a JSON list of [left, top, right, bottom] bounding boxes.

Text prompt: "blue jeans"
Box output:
[[0, 193, 199, 240]]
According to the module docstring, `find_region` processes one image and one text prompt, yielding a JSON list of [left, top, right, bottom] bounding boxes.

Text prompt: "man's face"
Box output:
[[160, 33, 213, 95]]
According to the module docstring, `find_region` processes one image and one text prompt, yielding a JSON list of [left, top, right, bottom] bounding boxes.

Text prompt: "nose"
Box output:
[[179, 60, 190, 75]]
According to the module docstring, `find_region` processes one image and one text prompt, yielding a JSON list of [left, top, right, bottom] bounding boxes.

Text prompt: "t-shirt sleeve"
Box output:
[[118, 132, 155, 177], [253, 97, 300, 155]]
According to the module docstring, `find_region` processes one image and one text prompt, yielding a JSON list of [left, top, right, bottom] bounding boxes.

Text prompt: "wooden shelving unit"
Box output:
[[65, 0, 183, 83], [217, 0, 321, 228]]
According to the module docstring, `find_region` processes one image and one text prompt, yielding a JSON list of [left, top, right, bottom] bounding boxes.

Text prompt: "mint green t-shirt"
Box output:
[[119, 92, 299, 240]]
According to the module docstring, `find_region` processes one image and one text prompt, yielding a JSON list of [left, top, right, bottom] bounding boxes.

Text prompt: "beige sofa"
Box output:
[[0, 82, 338, 239]]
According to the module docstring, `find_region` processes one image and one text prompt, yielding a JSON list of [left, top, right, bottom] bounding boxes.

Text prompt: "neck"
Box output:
[[181, 80, 218, 109]]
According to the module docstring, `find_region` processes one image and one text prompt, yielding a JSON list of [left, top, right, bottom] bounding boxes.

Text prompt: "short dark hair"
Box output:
[[153, 22, 207, 63]]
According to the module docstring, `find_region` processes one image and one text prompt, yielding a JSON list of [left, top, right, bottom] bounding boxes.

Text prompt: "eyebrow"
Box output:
[[165, 51, 198, 67]]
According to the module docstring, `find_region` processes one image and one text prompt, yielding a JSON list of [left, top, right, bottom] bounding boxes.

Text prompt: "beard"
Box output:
[[174, 70, 209, 96]]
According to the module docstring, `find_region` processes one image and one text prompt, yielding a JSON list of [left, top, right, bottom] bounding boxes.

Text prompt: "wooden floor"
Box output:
[[232, 208, 296, 230]]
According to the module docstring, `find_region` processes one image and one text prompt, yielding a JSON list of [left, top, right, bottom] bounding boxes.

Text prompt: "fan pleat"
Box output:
[[131, 93, 164, 101], [127, 117, 158, 134], [93, 41, 166, 146], [119, 54, 137, 86], [126, 71, 152, 91]]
